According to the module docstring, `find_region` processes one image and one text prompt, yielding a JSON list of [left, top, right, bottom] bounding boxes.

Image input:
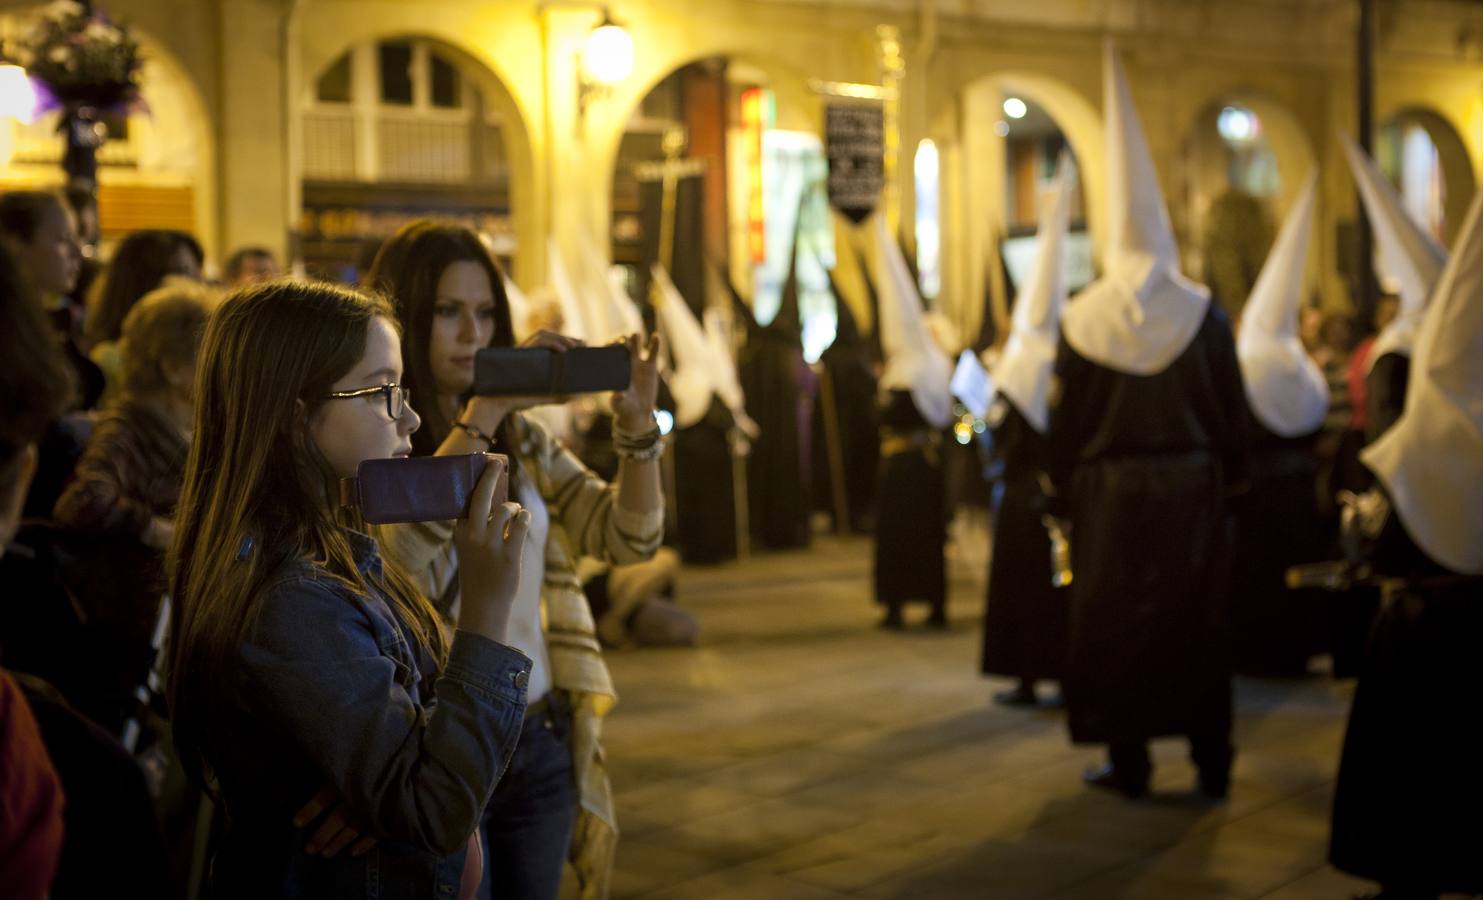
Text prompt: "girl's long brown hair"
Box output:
[[364, 220, 516, 458], [166, 279, 447, 781]]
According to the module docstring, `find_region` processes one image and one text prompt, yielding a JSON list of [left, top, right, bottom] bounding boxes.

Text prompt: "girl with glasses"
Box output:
[[167, 279, 533, 898]]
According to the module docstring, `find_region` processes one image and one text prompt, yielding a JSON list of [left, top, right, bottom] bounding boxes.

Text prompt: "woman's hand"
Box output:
[[453, 455, 531, 644], [293, 785, 377, 859], [458, 330, 584, 435], [611, 332, 662, 433]]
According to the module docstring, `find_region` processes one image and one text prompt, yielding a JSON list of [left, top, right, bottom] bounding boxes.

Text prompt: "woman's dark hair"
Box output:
[[86, 229, 205, 349], [365, 220, 516, 458], [0, 245, 74, 470], [0, 190, 66, 243]]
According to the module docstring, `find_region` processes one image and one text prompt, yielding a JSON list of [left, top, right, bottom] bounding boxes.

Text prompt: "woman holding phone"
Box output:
[[368, 221, 664, 900], [167, 280, 533, 898]]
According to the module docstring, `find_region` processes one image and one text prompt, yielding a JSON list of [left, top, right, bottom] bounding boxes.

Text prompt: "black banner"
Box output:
[[825, 103, 884, 223]]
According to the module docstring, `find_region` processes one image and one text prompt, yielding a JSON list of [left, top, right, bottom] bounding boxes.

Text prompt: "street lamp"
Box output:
[[0, 62, 36, 123]]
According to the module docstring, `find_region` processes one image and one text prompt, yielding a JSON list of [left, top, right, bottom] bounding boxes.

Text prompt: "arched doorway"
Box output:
[[1374, 107, 1475, 246], [937, 73, 1103, 349], [604, 53, 839, 361], [1179, 95, 1316, 319], [295, 35, 527, 283]]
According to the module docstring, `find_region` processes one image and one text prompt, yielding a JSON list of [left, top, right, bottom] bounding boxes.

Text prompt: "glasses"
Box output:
[[324, 383, 411, 420]]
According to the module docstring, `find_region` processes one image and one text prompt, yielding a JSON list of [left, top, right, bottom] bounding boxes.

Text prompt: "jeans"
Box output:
[[475, 695, 576, 900]]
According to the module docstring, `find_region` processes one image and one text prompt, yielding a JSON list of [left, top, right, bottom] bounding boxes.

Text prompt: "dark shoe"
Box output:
[[879, 608, 905, 630], [1038, 690, 1066, 709], [993, 683, 1037, 707], [1083, 762, 1148, 799], [925, 608, 949, 629], [1190, 739, 1233, 801], [1197, 768, 1230, 800]]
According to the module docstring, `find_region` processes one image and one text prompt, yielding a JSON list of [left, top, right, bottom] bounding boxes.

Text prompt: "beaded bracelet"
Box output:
[[615, 437, 665, 463], [453, 419, 496, 447]]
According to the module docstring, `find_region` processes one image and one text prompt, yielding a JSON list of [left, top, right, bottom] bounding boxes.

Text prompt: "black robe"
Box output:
[[1364, 351, 1409, 444], [873, 390, 946, 610], [733, 255, 813, 550], [1047, 307, 1249, 745], [1231, 417, 1330, 675], [812, 283, 878, 533], [672, 395, 737, 564], [980, 398, 1068, 680], [1329, 513, 1483, 892]]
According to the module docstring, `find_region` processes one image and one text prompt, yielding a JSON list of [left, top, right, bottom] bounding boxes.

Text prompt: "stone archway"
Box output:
[[1179, 93, 1318, 318], [935, 70, 1105, 346], [1375, 106, 1475, 247]]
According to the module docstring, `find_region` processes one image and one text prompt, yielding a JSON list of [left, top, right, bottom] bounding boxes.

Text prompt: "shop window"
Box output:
[[316, 52, 352, 104], [379, 42, 414, 106]]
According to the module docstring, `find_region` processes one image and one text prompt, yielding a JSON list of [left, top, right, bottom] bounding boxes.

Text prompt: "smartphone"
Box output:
[[473, 345, 631, 397], [342, 453, 506, 524]]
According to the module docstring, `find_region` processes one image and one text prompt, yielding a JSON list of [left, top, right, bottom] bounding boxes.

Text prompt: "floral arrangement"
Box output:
[[16, 0, 144, 115]]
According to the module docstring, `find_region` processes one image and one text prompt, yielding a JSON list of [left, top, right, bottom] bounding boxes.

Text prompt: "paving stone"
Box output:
[[601, 534, 1364, 899]]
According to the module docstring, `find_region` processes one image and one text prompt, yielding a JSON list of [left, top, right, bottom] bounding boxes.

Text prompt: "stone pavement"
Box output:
[[599, 533, 1387, 900]]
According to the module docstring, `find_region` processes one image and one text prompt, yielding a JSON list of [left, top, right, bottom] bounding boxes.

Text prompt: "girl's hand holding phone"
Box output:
[[452, 454, 530, 645]]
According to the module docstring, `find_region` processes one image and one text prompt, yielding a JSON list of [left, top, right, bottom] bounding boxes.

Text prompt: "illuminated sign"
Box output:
[[740, 86, 772, 264]]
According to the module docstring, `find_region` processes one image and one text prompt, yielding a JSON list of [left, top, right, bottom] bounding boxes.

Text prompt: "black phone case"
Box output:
[[473, 345, 631, 397], [342, 453, 503, 524]]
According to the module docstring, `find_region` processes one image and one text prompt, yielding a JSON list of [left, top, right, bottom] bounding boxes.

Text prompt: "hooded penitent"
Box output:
[[1237, 172, 1330, 437], [1060, 44, 1211, 376], [546, 239, 591, 343], [872, 214, 953, 428], [990, 154, 1076, 433], [1340, 135, 1448, 371], [1361, 186, 1483, 575], [652, 263, 722, 429], [576, 227, 646, 344]]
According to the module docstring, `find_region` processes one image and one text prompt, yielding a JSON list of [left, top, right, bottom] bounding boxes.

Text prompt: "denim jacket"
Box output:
[[202, 531, 531, 899]]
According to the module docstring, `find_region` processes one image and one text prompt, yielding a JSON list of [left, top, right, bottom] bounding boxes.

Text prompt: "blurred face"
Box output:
[[428, 260, 496, 396], [7, 203, 81, 296], [169, 243, 202, 281], [232, 254, 278, 286], [310, 316, 420, 480]]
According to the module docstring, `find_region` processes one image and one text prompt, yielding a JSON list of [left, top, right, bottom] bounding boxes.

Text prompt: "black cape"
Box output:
[[1231, 416, 1330, 675], [672, 395, 737, 564], [1329, 512, 1483, 891], [812, 280, 878, 533], [734, 254, 813, 550], [981, 398, 1068, 680], [1364, 351, 1409, 444], [873, 390, 946, 610], [1046, 306, 1249, 744]]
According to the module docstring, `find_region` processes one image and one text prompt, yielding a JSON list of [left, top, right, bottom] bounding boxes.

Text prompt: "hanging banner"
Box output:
[[824, 102, 884, 224]]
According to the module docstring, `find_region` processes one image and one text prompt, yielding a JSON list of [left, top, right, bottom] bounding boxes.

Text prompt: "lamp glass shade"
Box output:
[[584, 23, 633, 86], [0, 65, 37, 124]]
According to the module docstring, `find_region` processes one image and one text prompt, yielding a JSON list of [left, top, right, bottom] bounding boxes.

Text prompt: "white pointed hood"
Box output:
[[872, 214, 954, 428], [1237, 173, 1330, 437], [545, 240, 590, 342], [501, 273, 533, 342], [1361, 186, 1483, 575], [652, 263, 720, 429], [1340, 135, 1448, 369], [576, 227, 646, 343], [1061, 44, 1211, 376], [990, 155, 1075, 433]]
